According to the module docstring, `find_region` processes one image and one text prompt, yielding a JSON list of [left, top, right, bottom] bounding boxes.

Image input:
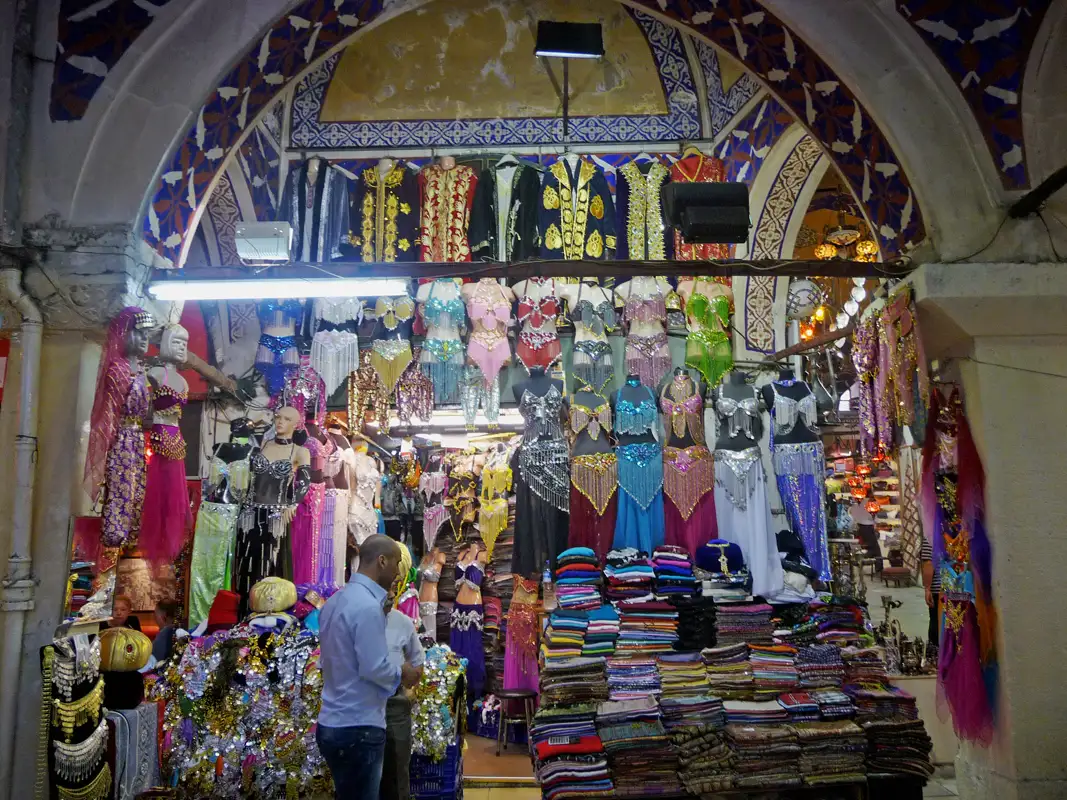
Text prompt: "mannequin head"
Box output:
[[124, 314, 152, 358], [438, 155, 456, 170], [160, 324, 189, 363], [274, 406, 302, 439]]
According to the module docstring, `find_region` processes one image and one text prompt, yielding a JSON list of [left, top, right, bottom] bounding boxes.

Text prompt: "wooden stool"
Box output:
[[494, 689, 536, 757]]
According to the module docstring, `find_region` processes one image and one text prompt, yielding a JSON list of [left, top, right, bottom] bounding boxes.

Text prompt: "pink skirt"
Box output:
[[139, 444, 192, 569], [665, 490, 717, 556], [291, 484, 325, 585]]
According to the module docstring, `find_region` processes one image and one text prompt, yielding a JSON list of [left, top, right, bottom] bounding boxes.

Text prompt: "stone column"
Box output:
[[913, 263, 1067, 800]]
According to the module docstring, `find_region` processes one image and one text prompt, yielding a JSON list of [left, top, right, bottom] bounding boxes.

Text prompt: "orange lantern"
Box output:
[[865, 499, 881, 515], [850, 487, 868, 500], [856, 463, 872, 476]]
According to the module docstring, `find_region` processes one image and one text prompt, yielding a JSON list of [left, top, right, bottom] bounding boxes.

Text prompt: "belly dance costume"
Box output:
[[614, 384, 665, 553], [463, 279, 511, 428], [712, 389, 783, 598], [516, 279, 561, 371], [685, 288, 732, 390], [290, 437, 325, 585], [190, 454, 250, 627], [446, 469, 478, 544], [570, 284, 618, 393], [513, 386, 570, 575], [660, 375, 717, 555], [99, 365, 152, 550], [371, 295, 415, 395], [420, 280, 466, 405], [420, 470, 449, 552], [479, 464, 512, 560], [449, 562, 486, 698], [396, 348, 434, 426], [140, 383, 193, 568], [624, 291, 671, 390], [419, 564, 441, 642], [768, 381, 831, 581], [505, 576, 540, 693], [255, 299, 302, 396], [569, 399, 618, 563], [350, 470, 380, 547]]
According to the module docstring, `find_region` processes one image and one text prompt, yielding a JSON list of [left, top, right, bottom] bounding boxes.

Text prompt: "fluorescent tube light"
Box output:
[[148, 278, 411, 301]]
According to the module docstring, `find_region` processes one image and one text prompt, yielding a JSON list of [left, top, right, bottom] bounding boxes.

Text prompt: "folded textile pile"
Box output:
[[656, 652, 711, 699], [555, 547, 602, 610], [714, 602, 773, 646], [777, 691, 821, 723], [670, 595, 716, 651], [727, 723, 802, 790], [810, 687, 856, 720], [792, 720, 867, 786], [615, 599, 679, 654], [723, 699, 790, 725], [532, 705, 614, 800], [861, 718, 935, 779], [844, 683, 919, 721], [607, 656, 660, 701], [583, 604, 619, 658], [539, 656, 608, 707], [842, 646, 889, 684], [703, 643, 753, 700], [749, 644, 799, 698], [596, 698, 681, 797], [652, 545, 697, 597], [673, 724, 735, 795], [541, 610, 589, 665], [807, 598, 869, 644], [603, 548, 655, 601], [659, 695, 726, 733], [797, 644, 845, 687]]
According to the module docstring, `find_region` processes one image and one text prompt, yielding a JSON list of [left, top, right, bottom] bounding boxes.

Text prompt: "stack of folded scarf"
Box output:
[[727, 723, 801, 790], [596, 697, 681, 797], [842, 646, 889, 684], [583, 604, 620, 658], [703, 643, 753, 700], [615, 598, 679, 654], [541, 609, 589, 665], [749, 644, 799, 698], [776, 691, 821, 722], [714, 602, 773, 646], [659, 694, 726, 733], [673, 724, 735, 795], [603, 548, 655, 601], [807, 598, 869, 644], [656, 651, 711, 698], [670, 595, 716, 651], [555, 547, 602, 610], [793, 720, 867, 786], [844, 683, 919, 721], [539, 656, 608, 707], [723, 699, 790, 725], [651, 545, 697, 597], [810, 687, 856, 720], [607, 656, 660, 700], [861, 718, 935, 779], [797, 644, 845, 687], [532, 705, 614, 800]]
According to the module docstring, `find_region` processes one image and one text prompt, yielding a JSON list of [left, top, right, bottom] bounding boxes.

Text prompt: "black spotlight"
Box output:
[[664, 182, 751, 244], [534, 21, 604, 59]]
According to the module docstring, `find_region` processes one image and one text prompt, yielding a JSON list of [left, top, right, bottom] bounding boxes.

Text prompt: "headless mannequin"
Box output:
[[677, 276, 730, 306], [298, 420, 330, 483], [209, 418, 257, 504], [324, 423, 353, 491], [715, 371, 762, 452], [512, 277, 559, 337], [513, 366, 564, 405], [761, 369, 819, 445], [455, 542, 487, 606], [663, 368, 699, 448], [571, 389, 612, 457], [416, 277, 464, 341], [259, 407, 312, 525], [558, 279, 617, 343], [614, 374, 657, 446], [616, 276, 671, 338], [419, 548, 446, 604]]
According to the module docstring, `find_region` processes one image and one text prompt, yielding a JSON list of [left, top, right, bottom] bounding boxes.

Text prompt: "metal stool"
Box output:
[[494, 689, 536, 757]]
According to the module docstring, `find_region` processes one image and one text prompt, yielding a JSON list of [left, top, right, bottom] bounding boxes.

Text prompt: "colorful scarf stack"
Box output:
[[614, 598, 679, 654], [607, 656, 660, 701], [539, 657, 609, 708], [670, 595, 717, 652], [809, 688, 856, 720], [776, 691, 820, 722], [860, 718, 935, 779], [655, 651, 711, 699], [583, 604, 620, 658], [841, 646, 889, 684], [749, 644, 799, 698], [596, 697, 681, 798], [797, 644, 845, 688], [659, 695, 726, 733], [727, 723, 802, 790], [532, 705, 614, 800], [723, 700, 790, 725], [673, 724, 735, 795], [555, 547, 602, 610], [714, 602, 773, 646], [843, 683, 919, 722], [793, 720, 867, 786], [651, 545, 697, 597], [603, 548, 655, 600], [541, 610, 589, 665], [702, 643, 753, 700]]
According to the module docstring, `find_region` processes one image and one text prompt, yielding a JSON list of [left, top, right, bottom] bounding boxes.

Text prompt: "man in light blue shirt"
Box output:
[[317, 535, 420, 798]]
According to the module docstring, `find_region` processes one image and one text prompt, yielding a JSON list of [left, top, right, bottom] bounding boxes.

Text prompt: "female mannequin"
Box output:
[[190, 418, 256, 628], [512, 277, 561, 372], [712, 372, 783, 597], [568, 388, 617, 562], [349, 442, 382, 549], [141, 324, 193, 568], [616, 276, 672, 390], [371, 292, 416, 396], [660, 369, 716, 554], [320, 417, 355, 587], [762, 371, 830, 581], [450, 542, 488, 699], [417, 278, 466, 405], [512, 367, 570, 575], [255, 299, 302, 396], [446, 450, 484, 544], [559, 279, 618, 394], [418, 548, 447, 641], [86, 308, 154, 553], [613, 374, 664, 553], [235, 406, 311, 615], [679, 278, 732, 391], [418, 156, 477, 263], [461, 278, 513, 428]]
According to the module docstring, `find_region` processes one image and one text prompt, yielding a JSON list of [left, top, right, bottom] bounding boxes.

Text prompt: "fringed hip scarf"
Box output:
[[571, 452, 618, 516], [516, 329, 561, 371], [424, 503, 449, 552], [255, 334, 300, 396], [519, 438, 570, 512], [573, 339, 615, 393], [617, 442, 664, 509], [771, 440, 824, 478], [319, 488, 349, 587], [370, 338, 413, 395], [625, 332, 671, 389], [685, 329, 732, 389], [478, 498, 509, 559], [420, 339, 465, 404], [713, 447, 763, 511], [311, 331, 362, 396], [507, 599, 540, 675], [663, 445, 713, 520], [420, 601, 439, 641]]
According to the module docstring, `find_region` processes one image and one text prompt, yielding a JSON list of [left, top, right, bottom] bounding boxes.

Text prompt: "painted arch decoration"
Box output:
[[141, 0, 927, 265]]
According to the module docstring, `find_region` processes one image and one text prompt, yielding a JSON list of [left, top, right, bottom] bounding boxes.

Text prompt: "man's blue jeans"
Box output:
[[316, 724, 386, 798]]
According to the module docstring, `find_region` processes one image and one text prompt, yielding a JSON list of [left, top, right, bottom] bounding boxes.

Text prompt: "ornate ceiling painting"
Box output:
[[896, 0, 1052, 190], [134, 0, 943, 265]]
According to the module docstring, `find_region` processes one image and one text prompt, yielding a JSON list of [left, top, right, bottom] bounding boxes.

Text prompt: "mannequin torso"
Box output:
[[614, 375, 658, 446], [455, 543, 487, 606], [761, 372, 819, 445], [661, 369, 702, 448], [513, 277, 559, 338], [570, 389, 613, 456], [617, 276, 670, 338], [417, 278, 465, 342], [714, 371, 762, 452]]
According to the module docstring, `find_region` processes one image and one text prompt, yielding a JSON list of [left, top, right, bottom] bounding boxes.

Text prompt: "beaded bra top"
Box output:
[[517, 278, 559, 328], [423, 279, 466, 328], [519, 384, 566, 442], [715, 387, 759, 440], [571, 283, 617, 337], [769, 380, 818, 437], [455, 560, 485, 591], [623, 281, 667, 325], [615, 383, 658, 436], [570, 395, 612, 441], [660, 375, 705, 444], [468, 279, 511, 331]]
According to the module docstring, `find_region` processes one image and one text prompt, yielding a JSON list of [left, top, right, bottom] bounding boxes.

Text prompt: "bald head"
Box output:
[[357, 534, 402, 591]]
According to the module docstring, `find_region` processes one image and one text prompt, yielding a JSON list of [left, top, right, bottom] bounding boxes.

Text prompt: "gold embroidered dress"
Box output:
[[616, 160, 672, 260], [538, 158, 617, 260], [343, 163, 419, 262]]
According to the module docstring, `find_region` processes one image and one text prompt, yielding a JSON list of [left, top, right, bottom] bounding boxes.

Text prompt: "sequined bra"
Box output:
[[519, 384, 566, 442], [615, 385, 659, 436], [455, 561, 485, 591], [375, 295, 415, 331], [660, 376, 705, 444], [770, 380, 817, 437], [571, 284, 617, 337], [259, 298, 303, 329], [468, 279, 511, 331], [152, 382, 187, 423], [688, 290, 730, 332], [715, 387, 759, 440], [570, 396, 612, 441], [624, 286, 666, 325], [423, 279, 466, 328], [517, 279, 559, 328], [207, 454, 252, 500]]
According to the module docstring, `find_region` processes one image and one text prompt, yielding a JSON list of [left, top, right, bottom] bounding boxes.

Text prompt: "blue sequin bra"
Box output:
[[423, 279, 466, 328], [614, 385, 659, 436]]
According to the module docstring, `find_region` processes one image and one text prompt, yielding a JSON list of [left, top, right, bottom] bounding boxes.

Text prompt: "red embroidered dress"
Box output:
[[418, 164, 477, 263]]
